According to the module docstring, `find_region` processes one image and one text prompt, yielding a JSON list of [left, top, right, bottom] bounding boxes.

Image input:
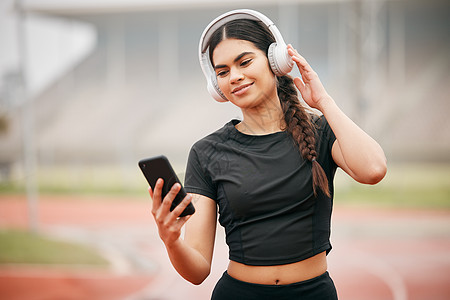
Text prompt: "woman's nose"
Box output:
[[229, 68, 244, 84]]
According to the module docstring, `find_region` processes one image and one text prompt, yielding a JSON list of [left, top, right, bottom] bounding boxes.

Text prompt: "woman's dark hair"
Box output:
[[209, 19, 330, 197]]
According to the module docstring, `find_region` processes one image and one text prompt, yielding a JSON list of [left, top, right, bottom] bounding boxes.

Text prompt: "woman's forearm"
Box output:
[[165, 238, 212, 285], [320, 97, 387, 184]]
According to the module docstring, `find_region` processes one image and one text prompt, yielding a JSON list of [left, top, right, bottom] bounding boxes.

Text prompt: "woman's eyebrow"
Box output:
[[214, 51, 255, 69]]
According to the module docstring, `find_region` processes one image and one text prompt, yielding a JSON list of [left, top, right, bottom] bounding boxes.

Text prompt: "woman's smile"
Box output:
[[232, 82, 254, 96]]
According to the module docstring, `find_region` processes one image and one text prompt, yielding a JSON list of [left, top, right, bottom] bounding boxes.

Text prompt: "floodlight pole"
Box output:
[[16, 0, 39, 232]]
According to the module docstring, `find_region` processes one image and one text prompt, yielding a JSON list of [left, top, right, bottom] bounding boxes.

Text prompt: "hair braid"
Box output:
[[277, 75, 330, 197]]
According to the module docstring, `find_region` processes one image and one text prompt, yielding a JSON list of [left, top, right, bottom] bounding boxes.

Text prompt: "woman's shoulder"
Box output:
[[309, 112, 336, 147], [191, 120, 235, 149], [309, 112, 329, 131], [309, 112, 322, 124]]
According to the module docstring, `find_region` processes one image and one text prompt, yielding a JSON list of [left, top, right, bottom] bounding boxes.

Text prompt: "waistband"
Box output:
[[223, 270, 331, 288]]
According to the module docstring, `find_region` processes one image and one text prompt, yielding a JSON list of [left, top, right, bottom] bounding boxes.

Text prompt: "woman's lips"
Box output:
[[232, 82, 254, 96]]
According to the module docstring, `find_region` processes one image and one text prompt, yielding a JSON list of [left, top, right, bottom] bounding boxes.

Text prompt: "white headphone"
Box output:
[[198, 9, 294, 102]]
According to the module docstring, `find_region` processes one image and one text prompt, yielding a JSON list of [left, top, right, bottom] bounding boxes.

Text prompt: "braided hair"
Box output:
[[209, 19, 330, 197], [277, 75, 330, 197]]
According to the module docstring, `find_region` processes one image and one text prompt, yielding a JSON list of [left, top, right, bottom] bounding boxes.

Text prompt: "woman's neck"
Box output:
[[236, 99, 285, 135]]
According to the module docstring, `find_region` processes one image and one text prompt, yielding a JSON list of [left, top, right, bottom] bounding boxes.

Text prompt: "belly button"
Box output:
[[275, 279, 280, 285]]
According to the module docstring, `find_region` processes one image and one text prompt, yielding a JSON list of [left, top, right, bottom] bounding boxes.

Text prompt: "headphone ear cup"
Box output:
[[268, 43, 294, 76], [208, 75, 228, 102], [268, 43, 280, 76]]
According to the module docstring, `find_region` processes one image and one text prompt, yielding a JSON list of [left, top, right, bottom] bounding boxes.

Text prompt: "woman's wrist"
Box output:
[[164, 236, 183, 250], [316, 95, 336, 114]]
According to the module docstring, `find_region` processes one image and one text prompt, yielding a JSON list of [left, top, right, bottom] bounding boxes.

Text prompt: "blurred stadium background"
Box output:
[[0, 1, 449, 299], [0, 0, 449, 196]]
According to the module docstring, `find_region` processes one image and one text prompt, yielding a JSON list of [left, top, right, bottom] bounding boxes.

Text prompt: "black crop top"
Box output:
[[184, 115, 337, 266]]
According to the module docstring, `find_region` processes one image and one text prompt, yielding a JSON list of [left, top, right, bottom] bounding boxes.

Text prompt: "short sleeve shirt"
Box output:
[[185, 115, 337, 266]]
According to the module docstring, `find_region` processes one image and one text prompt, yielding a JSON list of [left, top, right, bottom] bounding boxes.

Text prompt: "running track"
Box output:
[[0, 195, 449, 300]]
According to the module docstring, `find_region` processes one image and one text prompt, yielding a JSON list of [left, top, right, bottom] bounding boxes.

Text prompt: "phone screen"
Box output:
[[138, 155, 195, 217]]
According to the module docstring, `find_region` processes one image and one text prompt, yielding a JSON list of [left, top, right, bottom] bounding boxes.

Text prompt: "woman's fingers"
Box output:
[[152, 180, 188, 219], [151, 179, 180, 214], [148, 187, 153, 198], [287, 44, 314, 75], [162, 183, 181, 213], [293, 77, 305, 93], [287, 45, 303, 66], [150, 178, 164, 215], [150, 184, 192, 245], [168, 193, 193, 223], [287, 44, 304, 62], [174, 214, 192, 231]]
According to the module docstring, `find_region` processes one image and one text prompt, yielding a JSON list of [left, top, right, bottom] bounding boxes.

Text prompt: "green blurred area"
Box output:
[[0, 165, 149, 197], [0, 229, 109, 267], [1, 163, 449, 208], [334, 163, 450, 209]]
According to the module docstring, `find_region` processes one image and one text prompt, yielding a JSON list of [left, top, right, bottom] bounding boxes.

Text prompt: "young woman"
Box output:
[[149, 10, 387, 300]]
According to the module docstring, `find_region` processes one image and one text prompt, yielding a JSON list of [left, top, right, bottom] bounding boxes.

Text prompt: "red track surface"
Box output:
[[0, 195, 449, 300]]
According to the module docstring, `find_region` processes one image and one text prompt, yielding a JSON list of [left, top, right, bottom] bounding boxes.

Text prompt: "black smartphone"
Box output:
[[138, 155, 195, 217]]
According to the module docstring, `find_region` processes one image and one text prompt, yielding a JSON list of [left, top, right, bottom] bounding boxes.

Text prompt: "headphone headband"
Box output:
[[198, 9, 293, 102], [199, 9, 284, 53]]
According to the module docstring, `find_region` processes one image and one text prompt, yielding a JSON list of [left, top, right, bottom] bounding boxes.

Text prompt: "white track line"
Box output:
[[348, 247, 408, 300]]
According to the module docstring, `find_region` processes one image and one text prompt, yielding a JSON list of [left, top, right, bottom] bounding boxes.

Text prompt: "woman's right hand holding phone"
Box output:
[[148, 178, 218, 285], [149, 178, 193, 247]]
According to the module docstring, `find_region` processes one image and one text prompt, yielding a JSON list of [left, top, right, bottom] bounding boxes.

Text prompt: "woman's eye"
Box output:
[[241, 59, 252, 66], [217, 70, 228, 77]]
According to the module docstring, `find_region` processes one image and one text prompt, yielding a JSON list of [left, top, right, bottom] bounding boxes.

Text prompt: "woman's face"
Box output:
[[212, 38, 278, 109]]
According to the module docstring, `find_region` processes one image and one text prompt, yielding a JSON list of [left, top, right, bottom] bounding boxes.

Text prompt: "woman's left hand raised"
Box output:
[[287, 44, 332, 111]]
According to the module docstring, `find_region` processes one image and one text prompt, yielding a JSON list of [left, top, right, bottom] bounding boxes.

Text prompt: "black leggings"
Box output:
[[211, 271, 338, 300]]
